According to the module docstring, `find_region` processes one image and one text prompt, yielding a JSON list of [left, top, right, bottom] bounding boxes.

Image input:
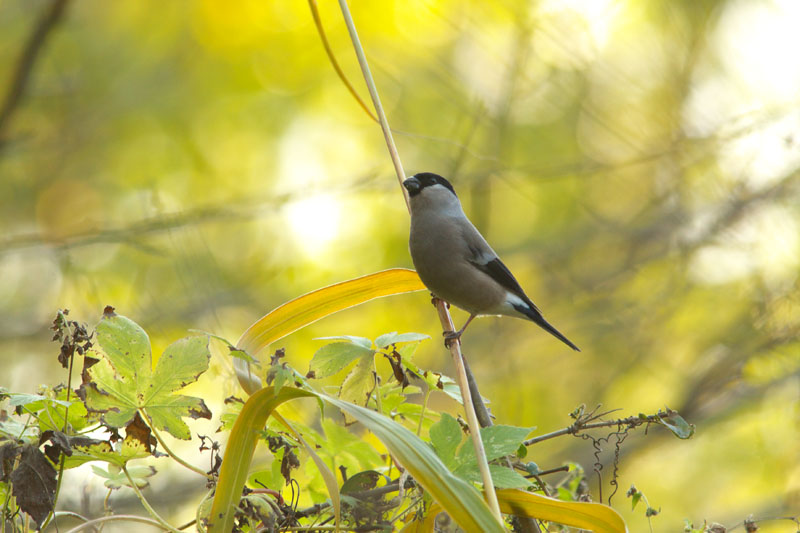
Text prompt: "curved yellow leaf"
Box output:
[[497, 489, 627, 533], [234, 268, 426, 393], [208, 386, 316, 533], [210, 387, 503, 533], [409, 490, 627, 533]]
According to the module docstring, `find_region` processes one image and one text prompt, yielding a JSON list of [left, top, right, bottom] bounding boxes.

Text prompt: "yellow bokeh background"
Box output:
[[1, 0, 798, 531]]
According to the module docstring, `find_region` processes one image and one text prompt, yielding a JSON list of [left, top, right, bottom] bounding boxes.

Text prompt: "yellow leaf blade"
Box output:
[[407, 490, 628, 532], [208, 387, 316, 533], [234, 268, 426, 393], [497, 489, 628, 533]]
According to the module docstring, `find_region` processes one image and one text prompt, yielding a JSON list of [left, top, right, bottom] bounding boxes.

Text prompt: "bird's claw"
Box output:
[[430, 295, 449, 309], [442, 329, 462, 348]]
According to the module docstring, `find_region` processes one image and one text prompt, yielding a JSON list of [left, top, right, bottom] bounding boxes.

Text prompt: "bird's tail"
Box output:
[[513, 303, 580, 352]]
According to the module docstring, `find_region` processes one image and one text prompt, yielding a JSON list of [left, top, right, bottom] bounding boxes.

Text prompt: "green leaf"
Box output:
[[319, 417, 383, 469], [339, 356, 376, 407], [340, 470, 382, 494], [250, 451, 285, 492], [7, 393, 71, 409], [454, 463, 532, 489], [456, 425, 535, 465], [0, 416, 37, 441], [438, 375, 463, 402], [315, 335, 373, 349], [516, 443, 527, 459], [193, 330, 260, 364], [429, 413, 462, 469], [374, 332, 429, 348], [657, 409, 695, 439], [268, 364, 295, 396], [68, 434, 150, 468], [13, 387, 91, 433], [92, 464, 156, 490], [378, 383, 408, 413], [630, 490, 642, 510], [309, 341, 374, 379], [82, 311, 212, 440]]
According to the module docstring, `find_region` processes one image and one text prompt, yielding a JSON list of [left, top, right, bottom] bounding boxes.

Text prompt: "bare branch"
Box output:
[[0, 0, 70, 143], [524, 410, 676, 447]]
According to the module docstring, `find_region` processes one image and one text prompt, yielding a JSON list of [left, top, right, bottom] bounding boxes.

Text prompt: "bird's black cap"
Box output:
[[403, 173, 457, 197]]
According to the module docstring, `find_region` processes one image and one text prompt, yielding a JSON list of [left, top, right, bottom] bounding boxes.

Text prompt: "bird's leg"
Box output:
[[443, 314, 476, 347], [430, 294, 449, 309]]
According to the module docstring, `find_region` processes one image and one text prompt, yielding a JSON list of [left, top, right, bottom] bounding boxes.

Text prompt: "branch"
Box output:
[[62, 514, 168, 533], [0, 0, 70, 143], [336, 0, 408, 212], [524, 410, 675, 447], [307, 0, 377, 122], [0, 176, 377, 255]]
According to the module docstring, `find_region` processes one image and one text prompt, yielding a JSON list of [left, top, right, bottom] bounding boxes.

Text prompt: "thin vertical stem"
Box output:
[[336, 0, 409, 214], [336, 0, 503, 524], [433, 300, 503, 521]]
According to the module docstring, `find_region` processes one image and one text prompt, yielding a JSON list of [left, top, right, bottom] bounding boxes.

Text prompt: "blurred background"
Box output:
[[1, 0, 798, 531]]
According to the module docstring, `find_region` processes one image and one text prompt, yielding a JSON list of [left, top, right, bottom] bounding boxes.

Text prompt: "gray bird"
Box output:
[[403, 172, 580, 351]]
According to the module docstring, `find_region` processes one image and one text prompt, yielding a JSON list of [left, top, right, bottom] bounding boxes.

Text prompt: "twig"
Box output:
[[336, 0, 409, 213], [524, 412, 672, 446], [138, 409, 209, 478], [62, 514, 168, 533], [433, 299, 503, 522], [0, 0, 70, 142], [307, 0, 377, 122], [0, 174, 379, 256], [121, 465, 181, 533], [335, 0, 502, 523]]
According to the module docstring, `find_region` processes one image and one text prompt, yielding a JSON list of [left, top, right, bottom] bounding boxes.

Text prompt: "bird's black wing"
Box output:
[[467, 244, 580, 351], [467, 246, 542, 314]]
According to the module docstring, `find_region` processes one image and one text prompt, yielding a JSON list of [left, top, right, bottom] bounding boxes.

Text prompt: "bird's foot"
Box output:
[[442, 329, 462, 348], [430, 295, 449, 309]]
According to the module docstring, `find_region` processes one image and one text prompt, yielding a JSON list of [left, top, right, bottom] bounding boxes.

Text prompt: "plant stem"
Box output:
[[336, 0, 502, 524], [122, 465, 181, 533], [307, 0, 377, 122], [336, 0, 409, 213], [41, 310, 77, 532], [62, 514, 169, 533], [416, 389, 431, 436], [433, 300, 503, 523], [372, 357, 383, 414], [139, 409, 209, 478]]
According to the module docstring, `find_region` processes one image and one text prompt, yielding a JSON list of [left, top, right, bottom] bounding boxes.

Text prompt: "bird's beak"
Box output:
[[403, 176, 421, 196]]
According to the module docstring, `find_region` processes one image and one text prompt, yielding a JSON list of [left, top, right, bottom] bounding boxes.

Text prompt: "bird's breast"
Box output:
[[409, 219, 505, 315]]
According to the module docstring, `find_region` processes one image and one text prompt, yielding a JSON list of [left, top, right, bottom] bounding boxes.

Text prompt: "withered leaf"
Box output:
[[10, 445, 57, 527]]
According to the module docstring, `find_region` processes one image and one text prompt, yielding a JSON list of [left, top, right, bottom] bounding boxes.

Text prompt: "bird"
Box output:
[[403, 172, 580, 351]]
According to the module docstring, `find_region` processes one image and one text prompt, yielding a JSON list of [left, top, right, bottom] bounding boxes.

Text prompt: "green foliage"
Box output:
[[626, 484, 660, 531], [92, 464, 157, 490], [82, 308, 212, 439], [652, 409, 695, 440], [0, 308, 644, 531], [309, 332, 431, 408], [429, 414, 533, 489]]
